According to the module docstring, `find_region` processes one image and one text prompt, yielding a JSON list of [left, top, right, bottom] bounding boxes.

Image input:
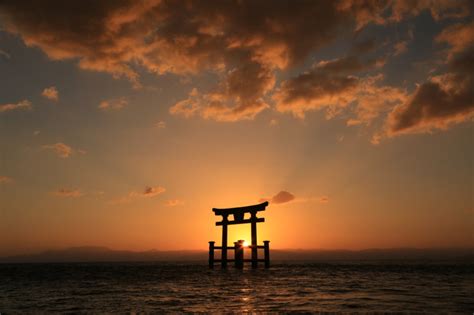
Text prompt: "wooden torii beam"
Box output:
[[209, 201, 270, 269]]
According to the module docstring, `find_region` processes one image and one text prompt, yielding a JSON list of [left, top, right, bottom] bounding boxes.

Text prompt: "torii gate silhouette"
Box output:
[[209, 201, 270, 269]]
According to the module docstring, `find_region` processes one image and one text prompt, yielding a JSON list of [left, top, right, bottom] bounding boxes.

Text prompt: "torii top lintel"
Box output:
[[212, 201, 268, 216], [212, 201, 268, 225]]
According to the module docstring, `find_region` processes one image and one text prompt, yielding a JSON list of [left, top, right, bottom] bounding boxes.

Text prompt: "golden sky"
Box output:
[[0, 0, 472, 256]]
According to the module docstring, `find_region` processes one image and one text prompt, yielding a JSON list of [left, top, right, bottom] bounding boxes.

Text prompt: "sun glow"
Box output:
[[242, 240, 249, 247]]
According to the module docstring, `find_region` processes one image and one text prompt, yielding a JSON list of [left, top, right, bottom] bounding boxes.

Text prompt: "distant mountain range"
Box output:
[[1, 246, 473, 263]]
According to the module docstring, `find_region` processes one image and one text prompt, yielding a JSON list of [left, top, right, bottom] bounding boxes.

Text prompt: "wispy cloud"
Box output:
[[52, 188, 83, 198], [165, 199, 184, 207], [98, 98, 128, 111], [155, 121, 166, 129], [41, 86, 59, 101], [0, 49, 10, 59], [0, 176, 13, 184], [41, 142, 73, 158], [393, 40, 408, 56], [0, 100, 31, 113], [141, 186, 166, 197], [319, 196, 329, 203], [111, 186, 166, 204]]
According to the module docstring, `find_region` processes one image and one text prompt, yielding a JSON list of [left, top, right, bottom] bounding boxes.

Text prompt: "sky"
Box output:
[[0, 0, 472, 256]]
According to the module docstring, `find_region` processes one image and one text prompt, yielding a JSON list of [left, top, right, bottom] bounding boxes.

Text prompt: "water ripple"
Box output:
[[0, 262, 472, 312]]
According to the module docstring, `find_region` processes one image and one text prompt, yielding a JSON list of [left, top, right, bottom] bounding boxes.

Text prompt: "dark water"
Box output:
[[1, 262, 473, 313]]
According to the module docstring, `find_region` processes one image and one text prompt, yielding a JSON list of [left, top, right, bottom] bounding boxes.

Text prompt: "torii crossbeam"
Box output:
[[209, 201, 270, 269]]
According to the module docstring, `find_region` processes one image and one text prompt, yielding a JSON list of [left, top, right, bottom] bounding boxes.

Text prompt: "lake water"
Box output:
[[1, 262, 473, 312]]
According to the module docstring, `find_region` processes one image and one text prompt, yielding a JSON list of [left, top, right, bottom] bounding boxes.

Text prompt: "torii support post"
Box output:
[[264, 240, 270, 268], [209, 241, 215, 269], [234, 240, 244, 269], [251, 211, 258, 269], [221, 214, 228, 269]]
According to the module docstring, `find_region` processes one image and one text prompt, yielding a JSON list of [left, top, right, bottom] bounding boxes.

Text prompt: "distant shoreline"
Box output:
[[1, 246, 472, 263]]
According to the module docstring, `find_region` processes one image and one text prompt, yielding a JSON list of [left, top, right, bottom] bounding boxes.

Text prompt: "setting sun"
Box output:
[[242, 241, 249, 247]]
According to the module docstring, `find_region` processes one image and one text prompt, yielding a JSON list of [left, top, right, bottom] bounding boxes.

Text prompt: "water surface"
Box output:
[[1, 262, 473, 312]]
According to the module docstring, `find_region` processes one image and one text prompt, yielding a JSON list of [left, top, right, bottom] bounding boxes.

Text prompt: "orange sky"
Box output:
[[0, 0, 473, 256]]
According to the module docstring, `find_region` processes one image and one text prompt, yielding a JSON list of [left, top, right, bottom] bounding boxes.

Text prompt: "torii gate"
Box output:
[[209, 201, 270, 269]]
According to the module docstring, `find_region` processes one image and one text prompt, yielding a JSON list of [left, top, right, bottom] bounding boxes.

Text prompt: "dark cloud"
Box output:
[[261, 190, 295, 204], [170, 61, 274, 121], [319, 196, 329, 203], [142, 186, 166, 197], [350, 39, 377, 54], [0, 0, 397, 121], [273, 67, 359, 118], [274, 59, 405, 123], [0, 0, 469, 125], [383, 23, 474, 137], [272, 191, 295, 204], [389, 0, 472, 22], [386, 72, 473, 135]]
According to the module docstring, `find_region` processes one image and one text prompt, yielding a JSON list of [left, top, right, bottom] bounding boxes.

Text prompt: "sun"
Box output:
[[242, 240, 249, 247]]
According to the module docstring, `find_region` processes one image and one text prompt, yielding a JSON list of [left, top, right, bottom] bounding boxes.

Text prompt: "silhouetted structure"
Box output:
[[209, 201, 270, 269]]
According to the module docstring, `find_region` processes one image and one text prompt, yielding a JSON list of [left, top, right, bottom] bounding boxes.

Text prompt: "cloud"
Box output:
[[319, 196, 329, 203], [98, 97, 128, 111], [393, 40, 408, 56], [379, 22, 474, 138], [0, 49, 10, 59], [170, 61, 275, 122], [435, 22, 474, 59], [141, 186, 166, 197], [0, 176, 13, 184], [273, 64, 359, 119], [41, 86, 59, 101], [33, 130, 40, 136], [273, 58, 406, 125], [337, 0, 388, 31], [389, 0, 471, 22], [260, 190, 295, 205], [42, 142, 73, 158], [154, 121, 166, 129], [315, 55, 384, 74], [0, 0, 418, 122], [350, 39, 376, 54], [385, 73, 473, 136], [112, 185, 166, 204], [52, 188, 83, 197], [1, 0, 468, 124], [165, 199, 184, 207], [0, 99, 32, 113]]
